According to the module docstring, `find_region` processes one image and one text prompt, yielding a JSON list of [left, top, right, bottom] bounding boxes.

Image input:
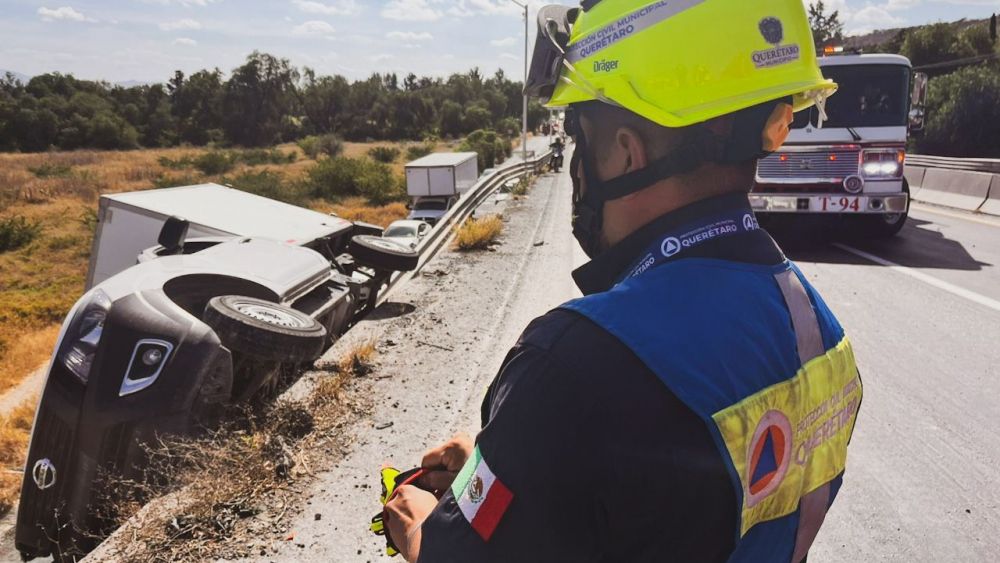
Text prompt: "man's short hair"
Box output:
[[576, 101, 756, 191]]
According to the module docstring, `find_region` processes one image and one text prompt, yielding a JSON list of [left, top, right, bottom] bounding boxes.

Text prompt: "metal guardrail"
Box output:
[[907, 154, 1000, 174], [377, 149, 553, 304]]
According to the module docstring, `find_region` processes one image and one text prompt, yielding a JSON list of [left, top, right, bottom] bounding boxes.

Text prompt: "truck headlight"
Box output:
[[862, 149, 905, 179], [58, 289, 112, 384]]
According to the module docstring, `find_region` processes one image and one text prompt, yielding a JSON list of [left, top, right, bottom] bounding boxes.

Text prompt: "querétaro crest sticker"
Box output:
[[759, 17, 783, 45]]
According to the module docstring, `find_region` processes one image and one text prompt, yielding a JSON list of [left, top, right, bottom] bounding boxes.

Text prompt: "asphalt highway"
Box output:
[[790, 203, 1000, 561]]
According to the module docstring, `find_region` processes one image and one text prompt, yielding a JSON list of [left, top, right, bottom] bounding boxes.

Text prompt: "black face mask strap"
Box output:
[[597, 127, 724, 201]]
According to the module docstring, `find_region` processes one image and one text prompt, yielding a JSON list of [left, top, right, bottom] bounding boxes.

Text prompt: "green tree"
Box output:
[[915, 65, 1000, 157], [808, 1, 844, 47], [222, 52, 300, 146]]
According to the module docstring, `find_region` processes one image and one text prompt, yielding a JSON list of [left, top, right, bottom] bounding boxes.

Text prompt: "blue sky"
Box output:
[[1, 0, 997, 83]]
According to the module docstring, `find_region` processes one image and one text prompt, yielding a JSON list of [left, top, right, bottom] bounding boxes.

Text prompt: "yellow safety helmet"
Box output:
[[526, 0, 836, 128]]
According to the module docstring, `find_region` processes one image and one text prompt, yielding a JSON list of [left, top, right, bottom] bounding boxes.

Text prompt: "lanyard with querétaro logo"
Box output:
[[615, 207, 761, 285]]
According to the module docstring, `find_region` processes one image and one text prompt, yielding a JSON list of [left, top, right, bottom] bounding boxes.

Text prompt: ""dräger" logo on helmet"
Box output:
[[593, 59, 620, 73]]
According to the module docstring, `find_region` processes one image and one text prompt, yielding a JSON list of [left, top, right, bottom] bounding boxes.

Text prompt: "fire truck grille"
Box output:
[[757, 149, 860, 180]]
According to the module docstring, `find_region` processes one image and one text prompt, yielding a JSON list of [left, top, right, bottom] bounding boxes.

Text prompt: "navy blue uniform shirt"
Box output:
[[418, 193, 786, 562]]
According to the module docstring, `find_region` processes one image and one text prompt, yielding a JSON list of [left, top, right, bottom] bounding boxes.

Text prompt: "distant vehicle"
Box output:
[[15, 187, 419, 562], [407, 195, 459, 226], [405, 152, 478, 198], [549, 139, 565, 172], [382, 219, 431, 249], [751, 53, 928, 238]]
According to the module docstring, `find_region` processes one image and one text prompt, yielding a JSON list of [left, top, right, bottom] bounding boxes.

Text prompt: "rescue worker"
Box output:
[[386, 1, 863, 561]]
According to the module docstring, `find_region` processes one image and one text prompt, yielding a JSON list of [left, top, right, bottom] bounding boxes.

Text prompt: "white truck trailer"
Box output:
[[85, 183, 355, 289], [751, 53, 928, 238], [405, 152, 479, 198]]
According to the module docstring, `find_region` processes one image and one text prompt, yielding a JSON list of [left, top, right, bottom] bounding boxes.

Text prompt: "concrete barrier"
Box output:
[[904, 165, 927, 199], [980, 174, 1000, 216], [912, 168, 992, 212]]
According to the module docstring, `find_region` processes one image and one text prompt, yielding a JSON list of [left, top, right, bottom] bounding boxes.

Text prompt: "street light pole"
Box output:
[[510, 0, 528, 165]]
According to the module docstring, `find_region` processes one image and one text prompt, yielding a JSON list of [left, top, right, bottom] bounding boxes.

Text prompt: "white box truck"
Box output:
[[85, 183, 355, 289], [405, 152, 479, 225], [405, 152, 479, 197]]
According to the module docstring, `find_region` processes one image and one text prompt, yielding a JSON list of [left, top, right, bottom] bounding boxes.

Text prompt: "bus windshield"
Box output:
[[792, 64, 911, 129]]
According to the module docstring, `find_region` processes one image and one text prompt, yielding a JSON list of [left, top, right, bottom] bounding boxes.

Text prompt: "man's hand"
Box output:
[[385, 485, 438, 562], [418, 433, 474, 492]]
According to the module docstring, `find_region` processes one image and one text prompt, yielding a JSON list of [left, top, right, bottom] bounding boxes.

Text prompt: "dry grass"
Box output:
[[0, 325, 60, 396], [454, 214, 503, 251], [330, 338, 377, 378], [94, 341, 378, 561], [310, 197, 408, 228], [0, 398, 37, 514]]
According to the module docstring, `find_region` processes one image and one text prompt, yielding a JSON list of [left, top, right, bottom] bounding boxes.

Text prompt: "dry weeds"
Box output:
[[93, 341, 377, 562], [454, 214, 504, 251], [312, 196, 409, 228], [0, 398, 37, 514]]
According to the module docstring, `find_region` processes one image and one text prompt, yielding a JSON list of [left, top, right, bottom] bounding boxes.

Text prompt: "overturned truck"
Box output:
[[16, 184, 419, 561]]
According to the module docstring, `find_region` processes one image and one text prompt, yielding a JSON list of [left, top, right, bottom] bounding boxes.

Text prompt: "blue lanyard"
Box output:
[[616, 207, 761, 284]]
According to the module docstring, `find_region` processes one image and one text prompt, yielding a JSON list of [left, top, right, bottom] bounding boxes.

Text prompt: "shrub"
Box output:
[[915, 65, 1000, 158], [225, 170, 306, 205], [405, 143, 434, 160], [454, 215, 503, 251], [368, 145, 401, 163], [28, 163, 73, 178], [297, 134, 344, 159], [152, 173, 201, 189], [459, 129, 510, 170], [193, 151, 235, 175], [304, 157, 404, 204], [0, 215, 42, 252], [157, 155, 194, 170], [238, 148, 296, 166]]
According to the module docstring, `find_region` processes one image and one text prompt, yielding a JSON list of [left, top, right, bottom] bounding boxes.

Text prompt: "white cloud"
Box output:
[[381, 0, 442, 22], [490, 36, 517, 47], [449, 0, 521, 17], [159, 18, 202, 31], [293, 20, 336, 36], [849, 6, 905, 34], [499, 52, 519, 60], [371, 53, 394, 62], [142, 0, 217, 6], [292, 0, 361, 16], [386, 30, 433, 40], [37, 6, 96, 23], [173, 37, 198, 46]]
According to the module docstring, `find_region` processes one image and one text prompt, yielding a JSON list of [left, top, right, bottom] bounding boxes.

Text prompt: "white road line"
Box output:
[[833, 243, 1000, 314], [911, 203, 1000, 229]]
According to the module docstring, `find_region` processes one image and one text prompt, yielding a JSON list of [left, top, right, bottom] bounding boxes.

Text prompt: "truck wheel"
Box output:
[[348, 235, 419, 272], [204, 296, 327, 362], [859, 179, 910, 239]]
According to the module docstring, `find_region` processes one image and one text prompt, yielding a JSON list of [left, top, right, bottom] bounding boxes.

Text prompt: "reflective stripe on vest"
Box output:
[[562, 259, 861, 562]]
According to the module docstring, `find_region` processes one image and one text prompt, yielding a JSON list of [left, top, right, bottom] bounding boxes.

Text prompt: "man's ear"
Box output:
[[615, 126, 648, 173]]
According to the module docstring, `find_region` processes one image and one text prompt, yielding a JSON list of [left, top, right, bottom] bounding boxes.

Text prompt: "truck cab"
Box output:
[[751, 53, 928, 238]]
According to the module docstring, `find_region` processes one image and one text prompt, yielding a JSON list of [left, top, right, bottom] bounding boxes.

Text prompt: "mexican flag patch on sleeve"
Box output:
[[450, 445, 514, 542]]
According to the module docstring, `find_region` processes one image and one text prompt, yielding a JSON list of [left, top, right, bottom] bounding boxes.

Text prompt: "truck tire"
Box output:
[[348, 235, 420, 272], [204, 296, 327, 362], [858, 179, 909, 239]]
